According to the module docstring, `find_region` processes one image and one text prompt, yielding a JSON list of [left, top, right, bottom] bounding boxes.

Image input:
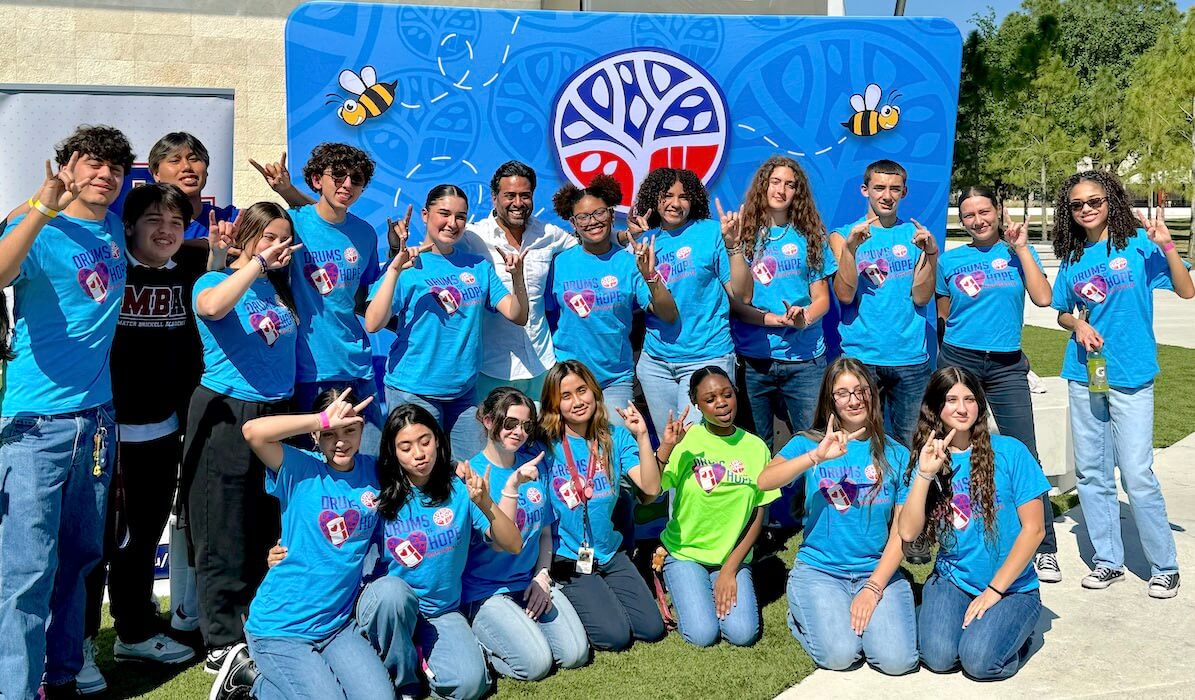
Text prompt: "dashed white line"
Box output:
[[429, 92, 449, 104], [763, 136, 779, 148], [460, 159, 479, 174], [736, 123, 757, 132], [405, 164, 422, 178], [814, 146, 833, 155]]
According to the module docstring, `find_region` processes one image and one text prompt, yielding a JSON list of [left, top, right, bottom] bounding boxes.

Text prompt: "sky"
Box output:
[[845, 0, 1195, 35]]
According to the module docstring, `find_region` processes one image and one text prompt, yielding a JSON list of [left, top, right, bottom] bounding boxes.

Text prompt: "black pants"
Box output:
[[937, 343, 1058, 554], [551, 551, 665, 652], [182, 385, 288, 648], [84, 432, 182, 642]]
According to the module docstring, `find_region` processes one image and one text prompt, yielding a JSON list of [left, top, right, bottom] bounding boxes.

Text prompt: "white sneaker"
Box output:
[[1034, 552, 1062, 583], [77, 637, 107, 695], [114, 633, 196, 664]]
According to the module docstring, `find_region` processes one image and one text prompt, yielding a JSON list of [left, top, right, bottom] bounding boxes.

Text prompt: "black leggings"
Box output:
[[551, 551, 665, 651]]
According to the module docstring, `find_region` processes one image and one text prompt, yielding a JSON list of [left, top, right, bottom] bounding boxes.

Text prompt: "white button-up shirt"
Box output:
[[462, 213, 576, 380]]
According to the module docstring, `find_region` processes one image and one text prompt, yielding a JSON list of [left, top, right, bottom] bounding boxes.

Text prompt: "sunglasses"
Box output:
[[1068, 196, 1107, 213], [323, 169, 366, 187], [501, 417, 535, 433]]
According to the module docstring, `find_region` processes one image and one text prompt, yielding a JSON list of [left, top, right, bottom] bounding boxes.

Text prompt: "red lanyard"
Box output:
[[561, 435, 599, 502]]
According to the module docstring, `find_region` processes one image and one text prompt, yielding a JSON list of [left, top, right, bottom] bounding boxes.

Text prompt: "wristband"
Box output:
[[915, 469, 937, 482], [500, 489, 519, 500], [727, 244, 743, 255], [862, 581, 884, 601], [986, 584, 1006, 597], [806, 450, 820, 466], [253, 254, 269, 272], [318, 411, 331, 430], [1163, 241, 1177, 254], [28, 198, 60, 218], [654, 449, 669, 466]]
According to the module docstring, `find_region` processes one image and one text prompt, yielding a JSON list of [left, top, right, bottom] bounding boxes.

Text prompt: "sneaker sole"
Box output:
[[208, 642, 248, 700], [114, 649, 196, 665], [1148, 588, 1179, 599], [1037, 571, 1063, 584], [1081, 576, 1124, 589], [77, 679, 108, 695]]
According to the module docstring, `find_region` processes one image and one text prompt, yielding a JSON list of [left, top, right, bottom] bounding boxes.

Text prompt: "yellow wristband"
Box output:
[[28, 199, 60, 218]]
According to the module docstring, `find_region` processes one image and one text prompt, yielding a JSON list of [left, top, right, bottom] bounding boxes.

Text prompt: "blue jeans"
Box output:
[[296, 377, 384, 459], [1068, 381, 1177, 576], [636, 352, 736, 443], [741, 355, 826, 450], [938, 344, 1057, 554], [662, 557, 760, 647], [0, 404, 116, 695], [247, 619, 392, 700], [462, 587, 589, 680], [602, 381, 634, 429], [356, 576, 490, 700], [385, 386, 478, 462], [786, 561, 918, 675], [919, 572, 1040, 680], [862, 360, 932, 448]]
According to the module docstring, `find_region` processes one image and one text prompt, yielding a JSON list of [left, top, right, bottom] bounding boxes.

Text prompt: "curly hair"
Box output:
[[737, 156, 827, 273], [552, 174, 622, 220], [803, 357, 890, 503], [1052, 170, 1137, 264], [377, 403, 455, 519], [55, 125, 135, 173], [905, 367, 998, 547], [630, 168, 710, 228], [539, 360, 614, 481], [302, 142, 376, 191]]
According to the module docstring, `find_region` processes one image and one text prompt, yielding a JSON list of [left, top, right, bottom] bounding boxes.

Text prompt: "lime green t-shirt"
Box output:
[[660, 424, 779, 566]]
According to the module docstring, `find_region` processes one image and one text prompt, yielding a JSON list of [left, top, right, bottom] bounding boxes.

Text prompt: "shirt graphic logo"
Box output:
[[819, 477, 860, 513], [955, 270, 985, 298], [865, 464, 880, 481], [432, 507, 454, 527], [553, 476, 581, 510], [459, 272, 476, 284], [387, 532, 428, 568], [564, 289, 596, 317], [250, 310, 284, 346], [1074, 276, 1108, 304], [77, 262, 111, 302], [601, 275, 619, 289], [752, 256, 778, 285], [526, 486, 543, 504], [1109, 257, 1128, 271], [693, 460, 727, 493], [950, 493, 972, 530], [892, 244, 908, 258], [305, 262, 340, 295], [430, 285, 463, 314], [676, 246, 692, 260], [345, 247, 360, 264], [859, 258, 890, 287], [361, 491, 378, 509], [109, 241, 121, 259], [991, 258, 1009, 270], [319, 509, 361, 547], [782, 243, 799, 257], [655, 262, 672, 285]]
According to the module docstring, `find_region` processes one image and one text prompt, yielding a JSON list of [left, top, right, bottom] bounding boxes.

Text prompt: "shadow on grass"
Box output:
[[91, 622, 205, 700]]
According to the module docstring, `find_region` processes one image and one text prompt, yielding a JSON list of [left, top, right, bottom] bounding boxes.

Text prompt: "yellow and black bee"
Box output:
[[843, 83, 901, 137], [331, 66, 396, 127]]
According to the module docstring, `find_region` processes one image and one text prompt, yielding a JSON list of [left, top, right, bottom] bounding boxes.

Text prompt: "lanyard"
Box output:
[[562, 436, 599, 547]]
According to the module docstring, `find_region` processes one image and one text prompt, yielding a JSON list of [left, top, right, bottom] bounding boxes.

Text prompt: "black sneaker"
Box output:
[[42, 681, 80, 699], [903, 534, 931, 565], [1148, 573, 1180, 599], [208, 642, 258, 700], [1034, 552, 1062, 583], [205, 644, 236, 674], [1081, 566, 1124, 589]]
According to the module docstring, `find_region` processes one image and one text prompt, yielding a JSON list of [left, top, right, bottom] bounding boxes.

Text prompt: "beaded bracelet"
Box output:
[[253, 254, 269, 272], [862, 580, 884, 601]]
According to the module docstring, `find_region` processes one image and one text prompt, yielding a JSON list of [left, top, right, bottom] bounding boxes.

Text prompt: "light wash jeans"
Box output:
[[1067, 381, 1178, 576], [0, 404, 116, 697], [602, 381, 634, 429], [786, 560, 918, 675], [662, 556, 760, 647], [385, 386, 478, 462], [462, 587, 589, 680], [247, 619, 392, 699], [295, 377, 384, 458], [636, 352, 736, 442], [356, 576, 490, 700], [919, 572, 1040, 680]]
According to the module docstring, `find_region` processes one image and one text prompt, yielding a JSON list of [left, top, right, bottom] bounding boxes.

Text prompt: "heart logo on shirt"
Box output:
[[249, 310, 284, 346], [516, 507, 528, 531], [563, 289, 596, 318], [387, 531, 429, 568], [656, 263, 672, 284], [304, 262, 340, 296], [955, 270, 986, 298], [819, 477, 860, 513], [429, 285, 464, 314], [859, 258, 890, 287], [693, 461, 727, 493], [552, 476, 581, 509], [318, 508, 361, 547], [751, 256, 778, 285], [76, 262, 111, 302], [950, 493, 972, 531], [1074, 275, 1109, 304]]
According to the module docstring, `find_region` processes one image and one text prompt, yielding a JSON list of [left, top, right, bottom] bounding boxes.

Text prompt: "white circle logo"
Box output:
[[782, 243, 799, 257], [345, 247, 360, 264], [360, 491, 378, 509], [527, 487, 543, 504], [459, 272, 476, 284], [1109, 257, 1128, 271], [601, 275, 619, 289], [110, 242, 121, 259], [992, 258, 1009, 270], [432, 507, 454, 527], [892, 244, 908, 258], [677, 246, 692, 260]]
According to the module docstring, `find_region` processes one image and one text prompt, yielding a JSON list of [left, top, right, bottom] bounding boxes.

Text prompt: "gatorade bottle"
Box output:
[[1087, 348, 1109, 393]]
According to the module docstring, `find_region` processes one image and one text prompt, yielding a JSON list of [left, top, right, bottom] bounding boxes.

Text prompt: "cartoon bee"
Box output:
[[843, 83, 901, 137], [329, 66, 396, 127]]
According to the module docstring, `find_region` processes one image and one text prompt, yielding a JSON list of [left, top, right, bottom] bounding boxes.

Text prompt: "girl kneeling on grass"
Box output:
[[459, 387, 590, 680], [656, 366, 776, 648], [541, 360, 667, 651], [898, 367, 1047, 681], [759, 356, 918, 675]]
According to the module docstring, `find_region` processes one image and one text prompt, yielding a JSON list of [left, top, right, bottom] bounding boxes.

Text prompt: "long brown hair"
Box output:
[[803, 356, 890, 502], [539, 360, 614, 479], [905, 366, 998, 545], [738, 156, 827, 272], [234, 201, 298, 322]]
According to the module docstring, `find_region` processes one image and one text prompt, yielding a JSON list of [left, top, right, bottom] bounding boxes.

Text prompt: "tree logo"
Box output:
[[551, 48, 729, 212]]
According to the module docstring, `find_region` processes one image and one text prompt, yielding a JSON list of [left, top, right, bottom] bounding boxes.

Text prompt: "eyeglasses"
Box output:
[[323, 169, 366, 187], [501, 417, 535, 433], [832, 387, 872, 404], [571, 207, 613, 225], [1068, 196, 1107, 212]]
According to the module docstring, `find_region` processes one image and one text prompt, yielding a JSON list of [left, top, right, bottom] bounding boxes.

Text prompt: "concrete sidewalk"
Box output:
[[777, 433, 1195, 699]]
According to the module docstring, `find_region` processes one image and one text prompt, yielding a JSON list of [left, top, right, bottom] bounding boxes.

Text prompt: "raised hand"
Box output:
[[35, 152, 92, 212], [387, 205, 413, 253], [911, 219, 939, 255], [715, 198, 741, 248], [1137, 208, 1173, 248], [660, 407, 691, 448], [466, 464, 494, 508], [497, 246, 528, 277], [389, 240, 433, 273], [812, 414, 865, 463], [259, 238, 303, 270], [208, 209, 237, 259], [455, 460, 474, 480], [917, 428, 957, 476], [780, 300, 808, 329], [846, 214, 879, 252], [1002, 207, 1030, 250], [249, 152, 293, 193], [615, 402, 649, 438], [625, 206, 651, 241], [318, 387, 373, 430], [510, 452, 545, 486], [632, 234, 658, 280]]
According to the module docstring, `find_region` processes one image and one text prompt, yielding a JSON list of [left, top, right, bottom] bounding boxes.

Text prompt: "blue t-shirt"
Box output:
[[545, 427, 641, 565], [380, 478, 489, 616], [937, 244, 1043, 353], [546, 245, 651, 388], [245, 446, 381, 639], [639, 219, 733, 363], [934, 435, 1050, 595], [1050, 229, 1188, 389], [834, 218, 928, 366], [732, 227, 838, 361], [183, 202, 239, 241], [1, 212, 127, 415], [371, 250, 509, 400], [193, 270, 298, 402], [289, 205, 381, 384], [461, 449, 556, 604], [779, 435, 910, 575]]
